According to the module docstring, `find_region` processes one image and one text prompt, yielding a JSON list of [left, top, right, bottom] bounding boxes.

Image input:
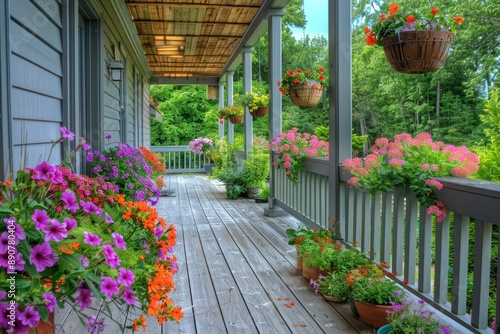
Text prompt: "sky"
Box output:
[[290, 0, 329, 39]]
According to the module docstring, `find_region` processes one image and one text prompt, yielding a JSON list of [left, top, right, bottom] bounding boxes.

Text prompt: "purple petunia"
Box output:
[[83, 232, 101, 246], [75, 288, 92, 311], [0, 251, 25, 271], [105, 213, 114, 224], [42, 219, 68, 242], [117, 268, 135, 287], [34, 161, 56, 181], [0, 231, 17, 254], [80, 201, 101, 216], [42, 293, 57, 313], [102, 244, 120, 268], [121, 288, 137, 305], [30, 243, 58, 272], [59, 126, 75, 141], [60, 189, 79, 213], [111, 233, 126, 250], [83, 143, 91, 151], [52, 166, 64, 184], [3, 217, 25, 240], [79, 256, 89, 267], [18, 306, 40, 328], [100, 276, 119, 298], [86, 315, 105, 334], [64, 217, 77, 231], [105, 134, 112, 139], [31, 209, 51, 229]]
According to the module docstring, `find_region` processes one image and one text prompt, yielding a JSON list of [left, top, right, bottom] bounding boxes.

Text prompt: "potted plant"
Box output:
[[270, 128, 329, 185], [278, 67, 327, 106], [237, 92, 269, 117], [364, 3, 464, 73], [218, 105, 244, 124], [311, 270, 352, 303], [242, 150, 269, 199], [254, 184, 270, 203], [378, 298, 454, 333], [351, 269, 405, 328], [188, 137, 214, 172], [218, 167, 247, 199], [300, 238, 340, 281]]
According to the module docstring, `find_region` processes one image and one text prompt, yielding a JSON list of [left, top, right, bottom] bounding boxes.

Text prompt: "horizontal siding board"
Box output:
[[12, 119, 61, 145], [32, 0, 62, 27], [10, 21, 62, 76], [104, 116, 120, 131], [10, 0, 62, 52], [11, 87, 62, 121], [13, 143, 61, 171], [10, 55, 62, 100]]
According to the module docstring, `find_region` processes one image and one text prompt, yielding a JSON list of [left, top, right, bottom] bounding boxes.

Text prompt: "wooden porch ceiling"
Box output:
[[125, 0, 282, 83]]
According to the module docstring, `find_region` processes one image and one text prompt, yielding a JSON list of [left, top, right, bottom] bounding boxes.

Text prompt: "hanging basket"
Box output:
[[289, 81, 323, 107], [229, 116, 243, 124], [249, 106, 268, 117], [382, 30, 452, 74]]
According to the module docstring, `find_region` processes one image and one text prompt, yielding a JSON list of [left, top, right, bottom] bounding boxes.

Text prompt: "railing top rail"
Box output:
[[150, 146, 190, 152]]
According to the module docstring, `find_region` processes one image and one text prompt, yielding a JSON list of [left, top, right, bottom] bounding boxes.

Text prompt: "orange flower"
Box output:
[[352, 241, 358, 247], [166, 307, 184, 322], [365, 34, 377, 46], [431, 7, 439, 15], [406, 15, 415, 23], [388, 3, 399, 17], [122, 210, 133, 220], [453, 17, 464, 25]]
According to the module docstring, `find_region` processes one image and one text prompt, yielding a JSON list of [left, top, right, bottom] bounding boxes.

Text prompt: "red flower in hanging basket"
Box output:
[[278, 67, 327, 97]]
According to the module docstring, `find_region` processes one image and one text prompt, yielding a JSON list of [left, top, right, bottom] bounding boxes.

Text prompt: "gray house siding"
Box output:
[[9, 0, 64, 171], [0, 0, 151, 179], [142, 84, 151, 147]]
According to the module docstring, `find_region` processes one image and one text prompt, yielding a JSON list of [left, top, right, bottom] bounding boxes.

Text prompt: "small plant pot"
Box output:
[[249, 106, 268, 117], [302, 264, 331, 281], [229, 116, 243, 124], [322, 293, 347, 303], [246, 187, 260, 199], [377, 324, 393, 334], [354, 300, 392, 328], [295, 244, 303, 273]]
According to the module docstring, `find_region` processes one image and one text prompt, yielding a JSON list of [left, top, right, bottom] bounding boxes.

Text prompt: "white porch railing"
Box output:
[[150, 146, 206, 173], [273, 156, 500, 334]]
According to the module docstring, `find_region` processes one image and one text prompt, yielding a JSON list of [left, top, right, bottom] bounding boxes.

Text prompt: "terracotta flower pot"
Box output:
[[354, 300, 392, 328], [302, 264, 332, 281], [29, 312, 54, 334], [322, 293, 347, 303]]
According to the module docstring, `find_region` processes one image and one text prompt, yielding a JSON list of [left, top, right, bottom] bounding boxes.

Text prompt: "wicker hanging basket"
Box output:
[[229, 116, 243, 124], [382, 30, 452, 74], [249, 106, 268, 117], [289, 81, 324, 107]]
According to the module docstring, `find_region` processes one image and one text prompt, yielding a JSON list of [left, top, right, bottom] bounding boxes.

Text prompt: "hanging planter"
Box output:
[[383, 30, 452, 74], [278, 68, 327, 107], [229, 116, 243, 124], [363, 3, 464, 74], [250, 106, 269, 117], [289, 82, 324, 107]]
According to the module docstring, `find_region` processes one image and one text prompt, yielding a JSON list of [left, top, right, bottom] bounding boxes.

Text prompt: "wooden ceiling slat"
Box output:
[[125, 0, 265, 78]]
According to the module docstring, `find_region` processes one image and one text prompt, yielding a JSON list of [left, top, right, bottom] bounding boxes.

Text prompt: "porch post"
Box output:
[[0, 0, 11, 180], [242, 47, 253, 159], [264, 9, 286, 217], [328, 1, 352, 230], [227, 70, 235, 143], [218, 81, 225, 139]]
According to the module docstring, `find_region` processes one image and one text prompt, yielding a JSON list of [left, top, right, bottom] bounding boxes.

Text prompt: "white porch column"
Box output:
[[328, 0, 352, 232], [242, 47, 253, 159], [227, 71, 235, 143], [265, 9, 286, 217], [218, 82, 225, 139]]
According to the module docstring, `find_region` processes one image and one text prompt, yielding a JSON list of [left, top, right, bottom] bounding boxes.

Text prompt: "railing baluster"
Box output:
[[418, 206, 432, 294], [434, 214, 450, 303], [346, 186, 355, 242], [354, 189, 362, 244], [361, 192, 370, 253], [404, 197, 418, 284], [380, 193, 392, 266], [370, 192, 381, 261], [452, 214, 469, 315], [471, 220, 492, 329], [393, 194, 404, 277]]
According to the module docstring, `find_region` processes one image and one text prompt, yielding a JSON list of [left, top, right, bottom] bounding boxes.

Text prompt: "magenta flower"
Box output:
[[117, 268, 135, 287], [100, 276, 119, 298], [0, 231, 16, 253], [111, 233, 126, 250], [34, 161, 56, 181], [30, 243, 58, 272], [52, 166, 64, 184], [105, 134, 112, 139], [3, 217, 25, 240], [75, 288, 92, 311], [60, 189, 79, 213], [63, 217, 77, 231], [102, 244, 121, 268], [83, 232, 101, 246], [18, 306, 40, 328], [59, 126, 75, 141], [79, 256, 89, 267], [42, 293, 57, 313], [31, 209, 51, 229], [42, 219, 68, 242], [83, 143, 91, 151], [86, 315, 105, 333], [105, 213, 114, 224], [80, 201, 100, 215], [121, 288, 137, 305], [0, 251, 25, 271]]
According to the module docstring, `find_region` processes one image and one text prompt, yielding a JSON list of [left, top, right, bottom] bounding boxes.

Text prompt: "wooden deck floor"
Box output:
[[56, 174, 373, 334]]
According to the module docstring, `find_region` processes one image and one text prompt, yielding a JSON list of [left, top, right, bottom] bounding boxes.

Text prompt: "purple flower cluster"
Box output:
[[86, 142, 160, 205]]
